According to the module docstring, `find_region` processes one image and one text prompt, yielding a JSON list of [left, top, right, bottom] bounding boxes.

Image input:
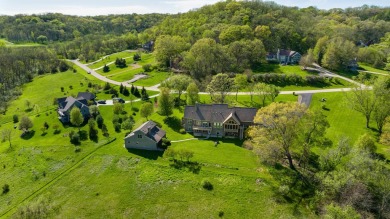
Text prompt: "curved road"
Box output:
[[70, 59, 363, 95]]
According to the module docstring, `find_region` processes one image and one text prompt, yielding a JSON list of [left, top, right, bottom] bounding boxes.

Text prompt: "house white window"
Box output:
[[187, 119, 193, 125], [137, 134, 142, 139]]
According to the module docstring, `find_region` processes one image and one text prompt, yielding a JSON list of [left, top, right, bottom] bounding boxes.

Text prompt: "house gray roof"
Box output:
[[77, 92, 95, 101], [58, 96, 88, 113], [184, 104, 257, 124], [127, 121, 166, 143]]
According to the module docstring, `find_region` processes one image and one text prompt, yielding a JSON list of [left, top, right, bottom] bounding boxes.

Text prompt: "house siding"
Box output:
[[124, 130, 159, 150]]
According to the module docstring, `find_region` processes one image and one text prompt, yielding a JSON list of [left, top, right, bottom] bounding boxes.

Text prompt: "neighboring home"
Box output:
[[266, 49, 302, 64], [182, 104, 257, 140], [142, 41, 154, 52], [347, 58, 359, 71], [57, 92, 95, 123], [124, 121, 166, 150]]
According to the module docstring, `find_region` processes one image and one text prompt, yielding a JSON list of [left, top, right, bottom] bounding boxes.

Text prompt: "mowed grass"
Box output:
[[358, 63, 390, 75], [309, 92, 389, 159], [133, 71, 171, 87], [253, 63, 312, 77], [87, 51, 135, 69], [0, 39, 43, 47]]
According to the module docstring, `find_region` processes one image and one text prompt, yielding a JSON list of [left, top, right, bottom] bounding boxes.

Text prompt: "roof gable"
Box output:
[[126, 121, 166, 142]]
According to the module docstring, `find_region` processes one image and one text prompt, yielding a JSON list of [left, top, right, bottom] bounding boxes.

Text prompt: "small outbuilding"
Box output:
[[124, 121, 166, 150]]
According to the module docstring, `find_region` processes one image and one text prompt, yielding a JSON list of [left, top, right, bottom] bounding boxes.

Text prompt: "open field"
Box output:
[[309, 92, 389, 159], [0, 67, 317, 218]]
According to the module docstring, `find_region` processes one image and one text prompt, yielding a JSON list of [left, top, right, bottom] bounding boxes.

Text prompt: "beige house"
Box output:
[[182, 104, 257, 139], [124, 121, 166, 150]]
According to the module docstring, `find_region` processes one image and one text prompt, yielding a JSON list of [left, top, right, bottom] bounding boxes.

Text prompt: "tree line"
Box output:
[[0, 47, 66, 114]]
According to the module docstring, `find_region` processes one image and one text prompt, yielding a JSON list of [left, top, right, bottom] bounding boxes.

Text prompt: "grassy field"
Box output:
[[358, 63, 390, 75], [0, 39, 43, 47], [0, 67, 318, 218], [253, 63, 312, 76], [2, 59, 387, 218], [309, 92, 389, 159]]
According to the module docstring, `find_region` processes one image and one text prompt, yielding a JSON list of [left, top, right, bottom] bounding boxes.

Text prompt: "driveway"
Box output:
[[298, 93, 313, 107]]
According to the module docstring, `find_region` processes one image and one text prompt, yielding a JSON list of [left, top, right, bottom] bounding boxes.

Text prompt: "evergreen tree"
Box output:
[[119, 83, 124, 94]]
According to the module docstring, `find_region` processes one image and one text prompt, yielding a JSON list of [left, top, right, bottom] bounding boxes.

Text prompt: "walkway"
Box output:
[[171, 138, 198, 143]]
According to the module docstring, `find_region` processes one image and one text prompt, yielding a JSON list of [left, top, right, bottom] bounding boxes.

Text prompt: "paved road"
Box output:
[[71, 59, 365, 95]]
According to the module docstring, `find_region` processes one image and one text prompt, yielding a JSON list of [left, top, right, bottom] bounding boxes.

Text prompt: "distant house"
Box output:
[[57, 92, 95, 123], [124, 121, 166, 150], [142, 41, 154, 52], [266, 49, 302, 64], [347, 58, 359, 71], [182, 104, 257, 140]]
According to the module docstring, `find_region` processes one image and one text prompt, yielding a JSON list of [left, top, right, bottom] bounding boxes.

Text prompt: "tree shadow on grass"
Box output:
[[21, 130, 35, 140], [126, 148, 164, 160], [163, 116, 182, 132], [170, 159, 202, 174]]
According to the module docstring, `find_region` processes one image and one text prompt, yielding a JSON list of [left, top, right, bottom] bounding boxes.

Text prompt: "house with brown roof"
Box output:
[[57, 92, 96, 123], [266, 49, 301, 64], [182, 104, 257, 139], [124, 121, 166, 150]]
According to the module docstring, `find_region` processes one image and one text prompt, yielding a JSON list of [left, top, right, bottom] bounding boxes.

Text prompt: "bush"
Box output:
[[142, 64, 152, 72], [133, 53, 141, 61], [13, 114, 19, 123], [131, 107, 139, 112], [114, 122, 121, 132], [2, 184, 10, 194], [179, 128, 186, 134], [202, 180, 213, 191], [160, 138, 171, 149], [69, 130, 80, 145]]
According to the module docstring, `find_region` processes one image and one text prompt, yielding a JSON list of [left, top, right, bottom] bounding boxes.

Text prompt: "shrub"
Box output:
[[13, 114, 19, 123], [179, 128, 186, 134], [133, 53, 141, 61], [160, 138, 171, 149], [143, 64, 152, 72], [69, 130, 80, 145], [114, 122, 121, 132], [131, 107, 139, 112], [218, 211, 224, 217], [2, 184, 9, 194], [202, 180, 213, 191]]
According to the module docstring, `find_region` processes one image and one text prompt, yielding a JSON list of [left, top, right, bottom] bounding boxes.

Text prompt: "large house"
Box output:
[[57, 92, 95, 123], [266, 49, 301, 64], [124, 121, 166, 150], [182, 104, 257, 139]]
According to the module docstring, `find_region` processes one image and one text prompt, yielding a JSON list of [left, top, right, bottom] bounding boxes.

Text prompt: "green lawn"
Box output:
[[253, 63, 312, 77], [358, 63, 390, 75], [309, 92, 389, 159], [87, 51, 135, 69], [0, 39, 43, 47], [133, 71, 170, 87]]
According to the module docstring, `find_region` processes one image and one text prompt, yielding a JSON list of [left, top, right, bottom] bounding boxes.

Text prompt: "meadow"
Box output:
[[0, 61, 388, 218]]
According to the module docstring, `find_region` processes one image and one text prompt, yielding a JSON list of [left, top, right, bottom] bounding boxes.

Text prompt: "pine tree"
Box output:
[[119, 84, 124, 94], [131, 84, 135, 94]]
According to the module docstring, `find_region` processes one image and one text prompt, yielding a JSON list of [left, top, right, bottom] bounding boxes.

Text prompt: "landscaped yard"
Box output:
[[253, 63, 312, 76]]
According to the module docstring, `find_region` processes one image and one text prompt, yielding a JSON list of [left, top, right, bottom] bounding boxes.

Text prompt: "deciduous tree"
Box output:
[[70, 107, 83, 131], [158, 87, 173, 117], [140, 102, 153, 119], [206, 73, 234, 104]]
